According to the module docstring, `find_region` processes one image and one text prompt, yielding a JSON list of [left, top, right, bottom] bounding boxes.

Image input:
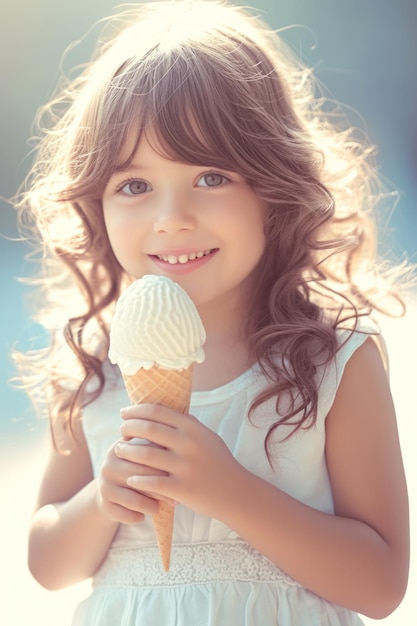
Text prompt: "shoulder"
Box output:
[[335, 316, 387, 370], [326, 334, 396, 461], [316, 317, 385, 419], [333, 333, 389, 402]]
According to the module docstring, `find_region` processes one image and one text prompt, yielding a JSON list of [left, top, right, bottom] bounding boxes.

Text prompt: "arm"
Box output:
[[120, 338, 409, 618], [28, 413, 163, 590], [223, 337, 409, 617]]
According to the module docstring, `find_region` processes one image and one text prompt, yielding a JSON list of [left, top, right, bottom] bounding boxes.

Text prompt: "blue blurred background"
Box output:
[[0, 2, 416, 624], [1, 0, 416, 438]]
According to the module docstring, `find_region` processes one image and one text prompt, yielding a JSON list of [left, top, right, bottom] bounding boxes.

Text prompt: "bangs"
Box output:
[[101, 39, 287, 185]]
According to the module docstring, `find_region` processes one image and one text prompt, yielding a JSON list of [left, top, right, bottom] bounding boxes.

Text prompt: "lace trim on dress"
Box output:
[[93, 540, 301, 589]]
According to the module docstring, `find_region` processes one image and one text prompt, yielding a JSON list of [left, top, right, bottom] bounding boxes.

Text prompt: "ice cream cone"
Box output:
[[109, 275, 206, 571], [122, 364, 193, 571]]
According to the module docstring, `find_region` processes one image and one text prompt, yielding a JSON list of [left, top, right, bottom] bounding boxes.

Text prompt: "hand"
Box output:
[[117, 403, 246, 520], [96, 435, 174, 525]]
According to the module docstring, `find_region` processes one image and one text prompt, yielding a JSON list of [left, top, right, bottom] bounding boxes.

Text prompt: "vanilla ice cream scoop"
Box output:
[[108, 275, 206, 374]]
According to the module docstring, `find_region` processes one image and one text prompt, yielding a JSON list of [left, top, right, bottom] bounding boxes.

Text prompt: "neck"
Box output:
[[196, 278, 253, 338], [192, 296, 253, 392]]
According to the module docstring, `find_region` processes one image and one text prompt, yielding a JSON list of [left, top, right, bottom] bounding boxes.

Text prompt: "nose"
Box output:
[[153, 192, 197, 234]]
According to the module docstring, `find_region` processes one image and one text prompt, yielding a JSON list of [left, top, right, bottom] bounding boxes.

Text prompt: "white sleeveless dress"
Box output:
[[72, 326, 373, 625]]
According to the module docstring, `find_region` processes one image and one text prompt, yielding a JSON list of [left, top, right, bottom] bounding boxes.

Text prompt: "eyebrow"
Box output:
[[113, 161, 145, 174]]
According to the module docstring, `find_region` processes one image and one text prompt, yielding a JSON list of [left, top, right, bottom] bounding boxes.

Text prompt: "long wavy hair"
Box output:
[[14, 0, 407, 453]]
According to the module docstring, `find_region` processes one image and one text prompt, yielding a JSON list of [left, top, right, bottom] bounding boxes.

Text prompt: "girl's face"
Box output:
[[102, 133, 267, 313]]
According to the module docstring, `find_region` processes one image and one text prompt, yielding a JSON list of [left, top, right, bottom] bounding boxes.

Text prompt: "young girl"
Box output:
[[14, 1, 410, 624]]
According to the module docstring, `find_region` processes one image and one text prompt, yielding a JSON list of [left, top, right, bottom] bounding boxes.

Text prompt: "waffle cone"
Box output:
[[122, 365, 193, 571]]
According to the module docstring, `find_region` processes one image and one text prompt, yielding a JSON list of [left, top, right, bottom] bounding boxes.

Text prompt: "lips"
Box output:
[[154, 249, 215, 265]]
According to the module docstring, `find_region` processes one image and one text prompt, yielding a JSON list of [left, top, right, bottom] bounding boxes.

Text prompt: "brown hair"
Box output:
[[14, 0, 408, 453]]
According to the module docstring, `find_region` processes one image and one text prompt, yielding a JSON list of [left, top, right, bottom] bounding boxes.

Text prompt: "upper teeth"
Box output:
[[157, 250, 212, 264]]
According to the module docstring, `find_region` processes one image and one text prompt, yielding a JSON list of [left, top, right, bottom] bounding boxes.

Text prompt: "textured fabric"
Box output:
[[73, 325, 376, 625]]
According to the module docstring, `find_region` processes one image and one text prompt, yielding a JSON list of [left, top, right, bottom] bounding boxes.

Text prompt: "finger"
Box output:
[[113, 485, 161, 515], [126, 474, 172, 500], [103, 502, 145, 525], [120, 419, 179, 450], [111, 479, 177, 509], [115, 440, 172, 473], [102, 453, 162, 485], [120, 403, 188, 428]]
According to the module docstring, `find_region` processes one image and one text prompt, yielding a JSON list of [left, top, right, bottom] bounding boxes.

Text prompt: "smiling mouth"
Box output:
[[154, 249, 216, 265]]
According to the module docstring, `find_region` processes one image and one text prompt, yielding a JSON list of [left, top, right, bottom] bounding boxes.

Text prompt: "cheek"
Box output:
[[236, 205, 267, 259], [103, 205, 143, 266]]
